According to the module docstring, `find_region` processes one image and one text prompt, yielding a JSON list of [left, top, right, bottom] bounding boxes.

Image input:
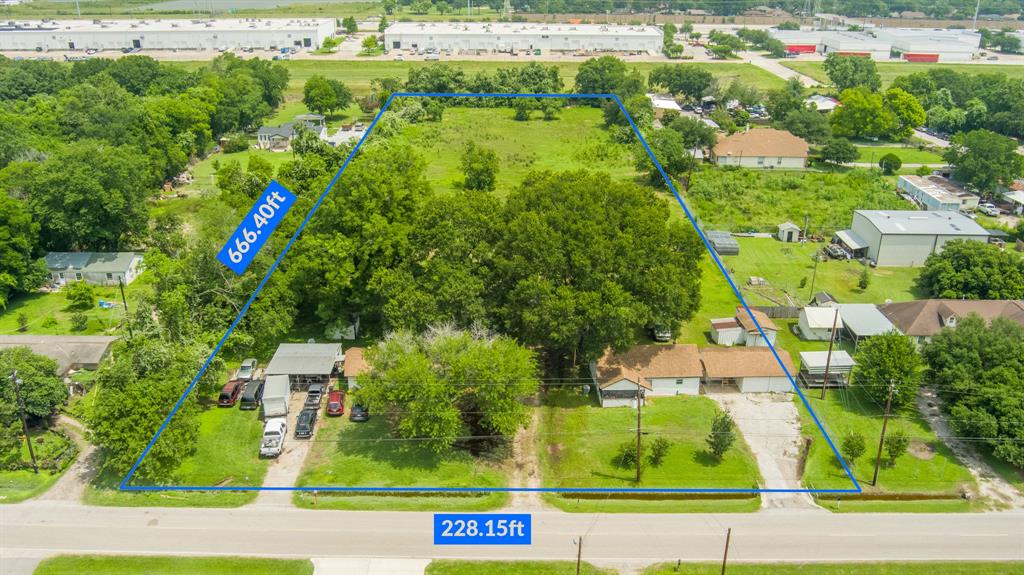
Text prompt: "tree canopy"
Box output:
[[916, 240, 1024, 300], [942, 129, 1024, 195], [823, 53, 881, 92], [852, 331, 923, 412]]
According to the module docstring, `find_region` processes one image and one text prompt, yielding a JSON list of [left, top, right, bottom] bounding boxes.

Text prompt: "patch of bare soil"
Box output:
[[506, 408, 545, 510], [908, 440, 935, 461]]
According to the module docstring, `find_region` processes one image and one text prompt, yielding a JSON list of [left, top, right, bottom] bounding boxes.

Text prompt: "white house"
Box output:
[[647, 93, 682, 120], [804, 94, 840, 113], [591, 344, 703, 407], [256, 114, 327, 150], [710, 128, 809, 169], [45, 252, 143, 287], [798, 306, 843, 341], [343, 346, 368, 389], [709, 306, 778, 347], [700, 347, 796, 393]]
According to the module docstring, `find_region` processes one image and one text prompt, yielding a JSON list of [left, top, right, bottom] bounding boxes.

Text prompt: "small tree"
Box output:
[[460, 142, 499, 191], [706, 412, 737, 460], [341, 16, 358, 35], [616, 440, 639, 469], [914, 165, 932, 176], [878, 152, 902, 175], [70, 312, 89, 332], [16, 313, 29, 332], [65, 282, 95, 311], [378, 16, 388, 33], [884, 428, 910, 466], [361, 35, 379, 52], [841, 432, 866, 465], [858, 267, 871, 290], [648, 437, 672, 467], [819, 138, 858, 165]]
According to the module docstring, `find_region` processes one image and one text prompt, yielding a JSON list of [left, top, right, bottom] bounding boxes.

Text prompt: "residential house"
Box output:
[[591, 344, 703, 407], [647, 93, 682, 120], [343, 346, 369, 389], [709, 306, 778, 347], [834, 303, 899, 347], [897, 175, 980, 212], [0, 335, 117, 376], [256, 114, 327, 150], [45, 252, 144, 287], [265, 343, 343, 389], [777, 221, 801, 242], [710, 128, 809, 169], [700, 347, 796, 393], [797, 350, 855, 388], [798, 306, 843, 340], [833, 210, 990, 266], [878, 299, 1024, 345]]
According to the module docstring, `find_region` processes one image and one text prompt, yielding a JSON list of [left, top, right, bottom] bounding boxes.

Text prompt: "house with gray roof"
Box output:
[[265, 342, 343, 389], [0, 335, 117, 375], [45, 252, 143, 287], [833, 210, 989, 267], [256, 114, 326, 150]]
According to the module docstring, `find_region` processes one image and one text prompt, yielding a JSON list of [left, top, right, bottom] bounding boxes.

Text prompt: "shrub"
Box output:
[[878, 152, 902, 174], [17, 313, 28, 332], [70, 312, 89, 332], [884, 428, 910, 465], [616, 440, 639, 469], [841, 432, 866, 465], [648, 437, 672, 467], [707, 412, 737, 460], [858, 267, 871, 290], [64, 282, 95, 311], [220, 133, 250, 153]]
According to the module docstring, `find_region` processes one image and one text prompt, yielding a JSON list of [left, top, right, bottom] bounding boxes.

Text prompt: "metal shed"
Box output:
[[706, 231, 739, 256], [265, 343, 343, 390]]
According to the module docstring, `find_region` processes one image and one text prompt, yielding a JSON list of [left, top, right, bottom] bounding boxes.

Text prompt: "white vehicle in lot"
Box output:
[[978, 203, 1001, 217], [259, 418, 287, 458]]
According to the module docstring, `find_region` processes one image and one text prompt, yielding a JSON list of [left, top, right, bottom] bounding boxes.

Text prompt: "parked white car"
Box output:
[[259, 418, 287, 458], [978, 203, 1000, 217]]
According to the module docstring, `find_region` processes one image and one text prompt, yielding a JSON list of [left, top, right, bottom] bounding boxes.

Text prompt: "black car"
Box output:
[[294, 408, 318, 438], [239, 379, 264, 410], [304, 383, 325, 410], [349, 404, 370, 422]]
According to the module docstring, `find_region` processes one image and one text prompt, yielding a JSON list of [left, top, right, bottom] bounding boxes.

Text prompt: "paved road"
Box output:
[[3, 501, 1023, 572]]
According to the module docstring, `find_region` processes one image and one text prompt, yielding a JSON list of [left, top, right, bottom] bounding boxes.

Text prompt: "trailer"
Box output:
[[261, 375, 290, 419]]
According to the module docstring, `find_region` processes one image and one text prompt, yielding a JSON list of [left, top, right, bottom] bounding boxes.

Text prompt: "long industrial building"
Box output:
[[0, 18, 335, 51], [770, 27, 981, 62], [383, 22, 661, 53]]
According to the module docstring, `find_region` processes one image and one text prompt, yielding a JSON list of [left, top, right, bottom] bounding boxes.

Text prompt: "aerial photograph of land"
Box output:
[[0, 0, 1023, 573]]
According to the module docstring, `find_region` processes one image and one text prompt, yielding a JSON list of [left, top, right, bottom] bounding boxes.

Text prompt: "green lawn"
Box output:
[[854, 145, 944, 165], [294, 396, 508, 511], [398, 107, 638, 194], [86, 397, 269, 508], [798, 387, 976, 509], [0, 276, 152, 336], [180, 146, 298, 196], [682, 168, 912, 236], [641, 562, 1024, 575], [427, 560, 616, 575], [538, 390, 762, 511], [0, 429, 76, 504], [783, 61, 1024, 87], [34, 555, 313, 575]]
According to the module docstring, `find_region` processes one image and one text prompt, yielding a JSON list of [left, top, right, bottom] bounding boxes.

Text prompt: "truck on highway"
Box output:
[[262, 375, 290, 419]]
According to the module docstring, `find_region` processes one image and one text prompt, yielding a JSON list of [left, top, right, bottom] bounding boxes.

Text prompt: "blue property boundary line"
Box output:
[[121, 92, 861, 495]]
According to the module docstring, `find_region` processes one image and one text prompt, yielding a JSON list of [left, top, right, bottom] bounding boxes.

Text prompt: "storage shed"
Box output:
[[265, 343, 343, 389], [839, 210, 989, 267], [777, 221, 801, 243]]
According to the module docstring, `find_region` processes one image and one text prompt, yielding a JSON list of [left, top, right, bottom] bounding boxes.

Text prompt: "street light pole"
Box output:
[[10, 371, 39, 474]]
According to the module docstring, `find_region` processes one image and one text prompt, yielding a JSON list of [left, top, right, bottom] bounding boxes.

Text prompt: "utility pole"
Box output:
[[972, 0, 981, 30], [871, 380, 896, 486], [635, 383, 643, 483], [807, 251, 820, 302], [720, 528, 732, 575], [819, 307, 840, 401], [10, 371, 38, 474], [75, 0, 81, 17], [118, 277, 134, 340], [575, 535, 584, 575]]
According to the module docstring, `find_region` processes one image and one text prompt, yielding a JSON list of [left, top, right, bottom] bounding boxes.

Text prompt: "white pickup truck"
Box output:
[[259, 418, 287, 458]]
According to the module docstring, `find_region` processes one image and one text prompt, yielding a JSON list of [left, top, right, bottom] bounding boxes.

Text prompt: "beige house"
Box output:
[[591, 344, 704, 407], [701, 347, 797, 393], [711, 128, 809, 169]]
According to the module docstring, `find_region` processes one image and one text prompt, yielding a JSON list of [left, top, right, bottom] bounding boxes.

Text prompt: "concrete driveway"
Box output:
[[253, 392, 319, 506]]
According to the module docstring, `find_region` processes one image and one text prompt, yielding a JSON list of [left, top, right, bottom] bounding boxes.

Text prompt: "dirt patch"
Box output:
[[215, 476, 235, 487], [908, 440, 935, 461]]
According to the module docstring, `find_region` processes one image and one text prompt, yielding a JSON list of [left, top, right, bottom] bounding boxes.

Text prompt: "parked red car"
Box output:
[[218, 379, 245, 407], [325, 389, 346, 416]]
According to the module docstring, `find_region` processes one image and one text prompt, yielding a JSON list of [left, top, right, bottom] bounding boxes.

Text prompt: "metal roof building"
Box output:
[[265, 343, 343, 389], [705, 231, 740, 256], [839, 210, 990, 267], [383, 22, 661, 53], [834, 303, 899, 344], [0, 18, 335, 51], [0, 335, 117, 375]]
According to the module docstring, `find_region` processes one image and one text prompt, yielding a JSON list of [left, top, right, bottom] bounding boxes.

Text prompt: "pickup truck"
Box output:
[[259, 418, 287, 458]]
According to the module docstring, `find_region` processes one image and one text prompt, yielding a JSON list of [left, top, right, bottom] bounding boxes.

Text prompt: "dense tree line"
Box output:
[[0, 348, 66, 469], [916, 240, 1024, 299]]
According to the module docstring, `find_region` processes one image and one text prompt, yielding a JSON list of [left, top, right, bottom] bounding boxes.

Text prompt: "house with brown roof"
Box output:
[[343, 346, 370, 389], [709, 306, 778, 347], [591, 344, 703, 407], [701, 347, 797, 393], [878, 299, 1024, 345], [710, 128, 809, 169]]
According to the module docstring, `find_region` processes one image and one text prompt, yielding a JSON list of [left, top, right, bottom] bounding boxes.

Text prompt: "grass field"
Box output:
[[539, 390, 762, 491], [783, 60, 1024, 87], [0, 276, 152, 336], [0, 429, 75, 504], [641, 562, 1024, 575], [294, 398, 508, 511], [854, 145, 944, 165], [33, 555, 313, 575], [427, 560, 616, 575], [86, 397, 268, 507], [798, 387, 976, 506]]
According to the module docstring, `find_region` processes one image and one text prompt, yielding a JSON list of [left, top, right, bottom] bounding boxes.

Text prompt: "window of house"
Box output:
[[757, 156, 765, 165], [106, 273, 113, 280], [75, 273, 82, 280], [777, 157, 783, 164], [675, 378, 686, 385]]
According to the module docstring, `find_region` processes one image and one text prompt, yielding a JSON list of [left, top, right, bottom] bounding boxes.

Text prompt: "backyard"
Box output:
[[538, 389, 762, 513], [0, 276, 152, 336]]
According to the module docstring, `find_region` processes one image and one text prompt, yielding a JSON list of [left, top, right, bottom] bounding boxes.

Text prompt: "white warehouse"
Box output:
[[0, 18, 336, 51], [835, 210, 990, 267], [383, 22, 662, 53]]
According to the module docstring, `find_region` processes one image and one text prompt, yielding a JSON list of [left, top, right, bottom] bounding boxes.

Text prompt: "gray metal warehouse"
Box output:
[[383, 22, 661, 53], [835, 210, 990, 267], [0, 18, 336, 51]]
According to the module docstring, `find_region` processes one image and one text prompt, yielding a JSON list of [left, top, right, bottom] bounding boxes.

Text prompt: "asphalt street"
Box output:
[[3, 501, 1023, 572]]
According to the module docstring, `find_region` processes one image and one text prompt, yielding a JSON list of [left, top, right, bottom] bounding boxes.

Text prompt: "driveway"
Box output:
[[252, 392, 318, 506], [739, 51, 821, 87], [36, 416, 98, 503], [705, 390, 819, 510]]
